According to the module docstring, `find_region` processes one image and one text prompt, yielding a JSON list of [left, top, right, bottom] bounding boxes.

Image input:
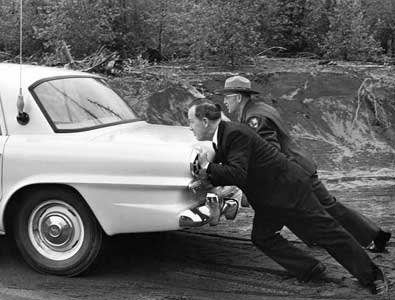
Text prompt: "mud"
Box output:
[[0, 178, 393, 300]]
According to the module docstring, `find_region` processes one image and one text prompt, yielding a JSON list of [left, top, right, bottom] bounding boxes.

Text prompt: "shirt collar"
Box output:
[[212, 124, 219, 147]]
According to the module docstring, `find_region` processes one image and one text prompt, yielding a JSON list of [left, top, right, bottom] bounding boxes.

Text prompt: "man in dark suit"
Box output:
[[219, 75, 391, 253], [187, 99, 388, 295]]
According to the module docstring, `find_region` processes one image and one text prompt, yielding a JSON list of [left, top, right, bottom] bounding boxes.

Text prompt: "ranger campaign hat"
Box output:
[[217, 76, 259, 94]]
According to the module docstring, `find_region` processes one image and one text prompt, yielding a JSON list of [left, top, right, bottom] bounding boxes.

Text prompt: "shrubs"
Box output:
[[0, 0, 392, 65]]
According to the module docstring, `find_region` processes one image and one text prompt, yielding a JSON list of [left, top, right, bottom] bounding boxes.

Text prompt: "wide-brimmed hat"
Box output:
[[216, 76, 259, 94]]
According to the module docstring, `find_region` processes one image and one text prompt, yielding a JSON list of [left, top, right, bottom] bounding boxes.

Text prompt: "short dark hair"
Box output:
[[191, 99, 222, 121]]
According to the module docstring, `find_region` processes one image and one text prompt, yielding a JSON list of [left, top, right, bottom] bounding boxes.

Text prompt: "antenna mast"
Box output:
[[16, 0, 29, 125], [19, 0, 23, 81]]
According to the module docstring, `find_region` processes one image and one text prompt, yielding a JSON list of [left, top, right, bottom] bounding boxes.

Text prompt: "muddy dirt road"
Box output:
[[0, 180, 393, 300]]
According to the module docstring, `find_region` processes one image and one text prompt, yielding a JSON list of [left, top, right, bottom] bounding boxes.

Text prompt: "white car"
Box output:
[[0, 63, 226, 276]]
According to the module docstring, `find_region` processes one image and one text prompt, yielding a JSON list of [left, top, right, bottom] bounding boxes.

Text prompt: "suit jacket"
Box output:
[[240, 100, 317, 174], [207, 121, 312, 211]]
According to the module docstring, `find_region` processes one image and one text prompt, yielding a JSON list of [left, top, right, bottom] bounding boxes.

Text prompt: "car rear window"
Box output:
[[32, 77, 138, 132]]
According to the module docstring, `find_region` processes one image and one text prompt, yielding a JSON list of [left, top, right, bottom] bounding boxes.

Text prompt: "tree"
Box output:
[[33, 1, 115, 59], [0, 0, 391, 65], [0, 0, 46, 58], [143, 0, 195, 59], [320, 0, 383, 61], [188, 0, 261, 65], [364, 0, 395, 56], [264, 0, 308, 53], [0, 1, 19, 54], [301, 0, 333, 55]]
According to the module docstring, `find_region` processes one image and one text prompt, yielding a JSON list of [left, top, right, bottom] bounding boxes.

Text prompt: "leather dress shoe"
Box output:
[[369, 267, 389, 296], [300, 263, 326, 283], [205, 193, 221, 226], [222, 199, 239, 220], [367, 230, 391, 253], [240, 193, 250, 207]]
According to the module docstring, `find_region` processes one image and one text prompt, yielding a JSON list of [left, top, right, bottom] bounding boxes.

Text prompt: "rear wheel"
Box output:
[[13, 187, 102, 276]]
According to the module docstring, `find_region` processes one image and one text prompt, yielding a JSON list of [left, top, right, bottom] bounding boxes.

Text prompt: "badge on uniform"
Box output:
[[247, 116, 261, 129]]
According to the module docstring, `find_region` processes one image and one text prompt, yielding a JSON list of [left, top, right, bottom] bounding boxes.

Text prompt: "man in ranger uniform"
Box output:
[[218, 75, 391, 253]]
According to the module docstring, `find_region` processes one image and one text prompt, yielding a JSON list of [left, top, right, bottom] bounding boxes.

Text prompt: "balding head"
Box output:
[[188, 100, 222, 141]]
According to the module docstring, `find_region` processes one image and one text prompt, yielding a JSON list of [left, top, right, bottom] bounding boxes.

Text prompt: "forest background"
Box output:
[[1, 0, 395, 66]]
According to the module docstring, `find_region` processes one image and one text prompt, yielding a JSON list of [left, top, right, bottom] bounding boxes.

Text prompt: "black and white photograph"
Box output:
[[0, 0, 394, 299]]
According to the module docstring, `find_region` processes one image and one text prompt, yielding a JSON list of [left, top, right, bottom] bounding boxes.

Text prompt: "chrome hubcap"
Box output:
[[42, 215, 72, 245], [29, 200, 84, 261]]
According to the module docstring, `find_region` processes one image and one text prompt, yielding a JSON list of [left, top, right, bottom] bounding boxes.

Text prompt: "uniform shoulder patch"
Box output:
[[246, 116, 261, 129]]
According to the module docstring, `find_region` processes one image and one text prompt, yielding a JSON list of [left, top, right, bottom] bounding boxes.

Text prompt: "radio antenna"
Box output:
[[19, 0, 23, 83], [16, 0, 29, 125]]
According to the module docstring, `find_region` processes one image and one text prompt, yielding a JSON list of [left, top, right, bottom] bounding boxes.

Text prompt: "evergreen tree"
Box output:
[[321, 0, 383, 61], [265, 0, 307, 52], [189, 0, 260, 65]]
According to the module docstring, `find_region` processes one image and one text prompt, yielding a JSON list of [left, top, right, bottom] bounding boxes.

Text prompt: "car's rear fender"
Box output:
[[0, 173, 199, 236], [2, 183, 88, 235]]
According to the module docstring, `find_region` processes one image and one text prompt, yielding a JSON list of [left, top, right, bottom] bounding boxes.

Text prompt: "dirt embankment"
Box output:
[[109, 58, 395, 172]]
